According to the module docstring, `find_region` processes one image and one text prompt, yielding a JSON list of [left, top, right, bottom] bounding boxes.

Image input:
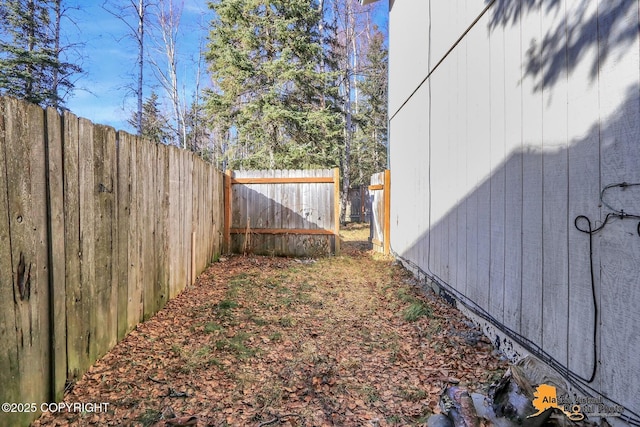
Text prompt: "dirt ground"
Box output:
[[33, 224, 507, 427]]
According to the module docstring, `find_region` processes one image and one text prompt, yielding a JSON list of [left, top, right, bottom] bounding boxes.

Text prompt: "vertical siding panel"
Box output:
[[466, 20, 489, 309], [473, 18, 492, 313], [567, 0, 600, 383], [503, 8, 523, 336], [519, 2, 544, 347], [429, 68, 445, 280], [541, 0, 569, 367], [458, 14, 469, 298], [489, 20, 506, 324], [597, 0, 640, 409]]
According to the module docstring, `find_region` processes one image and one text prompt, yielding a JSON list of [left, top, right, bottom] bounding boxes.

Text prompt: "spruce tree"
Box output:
[[128, 92, 171, 144], [354, 27, 387, 185], [205, 0, 341, 170], [0, 0, 81, 108]]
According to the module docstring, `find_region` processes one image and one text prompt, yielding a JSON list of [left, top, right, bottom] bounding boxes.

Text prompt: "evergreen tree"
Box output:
[[128, 92, 171, 144], [0, 0, 81, 108], [353, 27, 387, 186], [205, 0, 342, 170]]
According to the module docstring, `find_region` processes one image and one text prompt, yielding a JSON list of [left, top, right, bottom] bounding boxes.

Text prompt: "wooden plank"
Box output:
[[215, 169, 224, 257], [369, 172, 385, 252], [290, 169, 302, 255], [45, 106, 67, 401], [334, 168, 341, 253], [383, 170, 391, 255], [167, 147, 180, 299], [142, 140, 155, 319], [184, 150, 193, 286], [0, 98, 22, 420], [3, 98, 51, 422], [273, 170, 283, 255], [116, 131, 131, 340], [191, 158, 198, 270], [127, 135, 142, 330], [232, 176, 335, 184], [224, 170, 232, 253], [91, 124, 118, 364], [62, 110, 83, 379], [230, 228, 335, 235], [78, 117, 96, 365], [155, 145, 169, 308]]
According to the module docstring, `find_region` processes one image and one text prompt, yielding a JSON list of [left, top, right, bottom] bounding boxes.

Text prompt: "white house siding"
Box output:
[[388, 0, 640, 422]]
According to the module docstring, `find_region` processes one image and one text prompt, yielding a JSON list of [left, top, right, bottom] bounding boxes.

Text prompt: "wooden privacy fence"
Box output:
[[224, 169, 340, 256], [347, 185, 371, 223], [369, 170, 390, 254], [0, 97, 223, 426]]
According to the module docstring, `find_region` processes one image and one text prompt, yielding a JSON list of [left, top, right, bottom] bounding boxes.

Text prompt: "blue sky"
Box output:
[[63, 1, 388, 133], [64, 0, 211, 132]]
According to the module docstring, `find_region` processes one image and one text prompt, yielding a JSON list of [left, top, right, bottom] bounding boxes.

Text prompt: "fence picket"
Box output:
[[225, 169, 338, 256], [0, 97, 224, 426]]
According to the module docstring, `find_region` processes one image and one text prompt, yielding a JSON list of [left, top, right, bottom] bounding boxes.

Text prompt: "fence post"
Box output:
[[334, 168, 341, 254], [224, 170, 232, 253], [384, 169, 391, 255]]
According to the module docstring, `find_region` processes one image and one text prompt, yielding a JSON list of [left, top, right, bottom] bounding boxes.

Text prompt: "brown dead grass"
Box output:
[[33, 223, 506, 427]]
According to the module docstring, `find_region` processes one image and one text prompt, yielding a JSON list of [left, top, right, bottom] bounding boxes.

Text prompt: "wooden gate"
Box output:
[[369, 170, 390, 254], [224, 169, 340, 256]]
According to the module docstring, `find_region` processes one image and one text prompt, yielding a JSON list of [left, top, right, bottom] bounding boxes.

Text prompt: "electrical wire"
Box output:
[[389, 0, 640, 419], [393, 177, 640, 423], [391, 248, 640, 426]]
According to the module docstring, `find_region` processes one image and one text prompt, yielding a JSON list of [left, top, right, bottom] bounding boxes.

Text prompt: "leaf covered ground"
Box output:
[[34, 224, 507, 427]]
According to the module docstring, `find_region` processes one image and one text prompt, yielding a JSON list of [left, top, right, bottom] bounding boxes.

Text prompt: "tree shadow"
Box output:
[[487, 0, 637, 92]]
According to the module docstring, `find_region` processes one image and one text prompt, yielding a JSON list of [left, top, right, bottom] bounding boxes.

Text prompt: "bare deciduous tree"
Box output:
[[103, 0, 149, 135]]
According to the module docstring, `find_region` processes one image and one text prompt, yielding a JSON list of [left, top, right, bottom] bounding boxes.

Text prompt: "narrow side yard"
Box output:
[[34, 224, 507, 427]]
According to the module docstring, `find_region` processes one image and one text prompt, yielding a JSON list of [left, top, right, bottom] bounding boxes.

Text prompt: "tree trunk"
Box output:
[[136, 0, 144, 135]]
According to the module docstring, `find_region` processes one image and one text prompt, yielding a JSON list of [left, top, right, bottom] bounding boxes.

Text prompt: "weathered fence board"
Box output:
[[369, 170, 390, 254], [156, 144, 169, 307], [0, 100, 19, 412], [0, 97, 51, 426], [79, 117, 97, 365], [45, 106, 67, 401], [116, 131, 131, 341], [0, 97, 224, 426], [93, 125, 118, 361], [63, 111, 82, 379], [225, 169, 339, 256]]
